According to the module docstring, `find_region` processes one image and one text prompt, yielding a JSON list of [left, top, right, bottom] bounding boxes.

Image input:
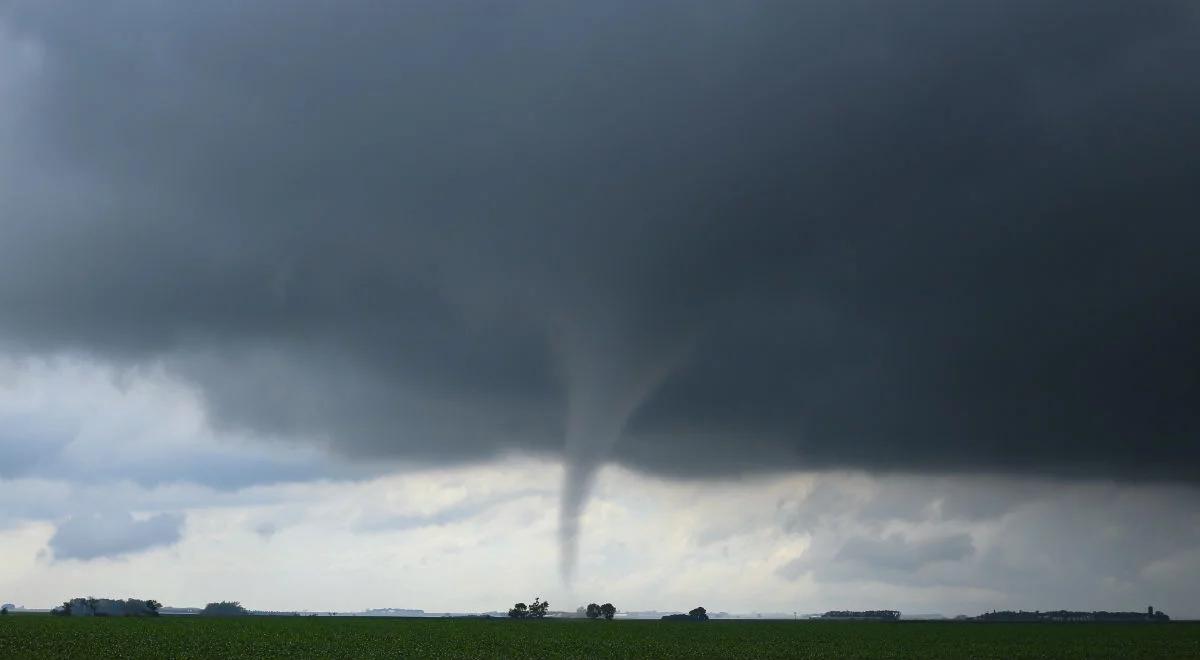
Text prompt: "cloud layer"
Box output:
[[2, 1, 1197, 485]]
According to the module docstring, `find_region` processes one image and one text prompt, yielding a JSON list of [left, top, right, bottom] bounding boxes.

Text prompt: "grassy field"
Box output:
[[2, 614, 1199, 659]]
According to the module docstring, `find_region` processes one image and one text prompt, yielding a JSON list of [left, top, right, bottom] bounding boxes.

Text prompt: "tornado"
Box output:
[[555, 316, 686, 582]]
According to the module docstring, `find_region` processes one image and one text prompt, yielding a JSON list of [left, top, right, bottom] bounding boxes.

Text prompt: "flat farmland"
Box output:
[[3, 615, 1199, 658]]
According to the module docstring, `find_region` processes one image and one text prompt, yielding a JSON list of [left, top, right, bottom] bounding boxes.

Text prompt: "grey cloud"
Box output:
[[777, 530, 977, 584], [0, 358, 377, 491], [835, 533, 975, 572], [777, 475, 1051, 538], [353, 489, 545, 533], [26, 437, 363, 491], [1, 472, 328, 536], [772, 479, 1200, 614], [0, 479, 76, 531], [0, 429, 64, 479], [0, 1, 1197, 494], [778, 482, 865, 534], [48, 511, 185, 561], [971, 485, 1200, 598]]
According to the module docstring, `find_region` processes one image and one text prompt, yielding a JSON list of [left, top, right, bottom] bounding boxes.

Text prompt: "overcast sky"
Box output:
[[1, 1, 1198, 616]]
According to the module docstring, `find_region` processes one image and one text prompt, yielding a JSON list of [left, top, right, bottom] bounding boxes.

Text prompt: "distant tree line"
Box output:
[[580, 602, 616, 620], [51, 598, 162, 617], [820, 610, 900, 621], [974, 608, 1169, 623], [200, 601, 250, 616], [508, 597, 549, 619], [661, 607, 708, 622]]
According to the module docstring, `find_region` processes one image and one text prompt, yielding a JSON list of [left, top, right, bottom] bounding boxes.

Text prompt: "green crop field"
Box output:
[[2, 614, 1199, 659]]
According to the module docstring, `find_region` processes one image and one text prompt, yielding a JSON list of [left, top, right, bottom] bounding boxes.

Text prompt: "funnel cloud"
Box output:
[[555, 314, 688, 579], [1, 1, 1199, 579]]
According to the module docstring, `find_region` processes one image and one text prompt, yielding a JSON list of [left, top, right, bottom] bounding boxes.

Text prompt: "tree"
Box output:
[[688, 606, 709, 621], [507, 603, 528, 618], [529, 597, 550, 618], [0, 607, 7, 616], [115, 599, 160, 617], [201, 601, 249, 616], [601, 603, 616, 620], [586, 603, 601, 619]]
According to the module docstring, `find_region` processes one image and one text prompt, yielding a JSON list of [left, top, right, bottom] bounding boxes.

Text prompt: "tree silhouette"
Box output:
[[201, 601, 249, 616], [601, 603, 616, 620], [529, 597, 550, 618], [586, 603, 601, 619], [508, 603, 528, 618], [688, 606, 709, 621]]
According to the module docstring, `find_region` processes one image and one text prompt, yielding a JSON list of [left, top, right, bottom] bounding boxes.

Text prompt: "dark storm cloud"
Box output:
[[1, 0, 1198, 484]]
